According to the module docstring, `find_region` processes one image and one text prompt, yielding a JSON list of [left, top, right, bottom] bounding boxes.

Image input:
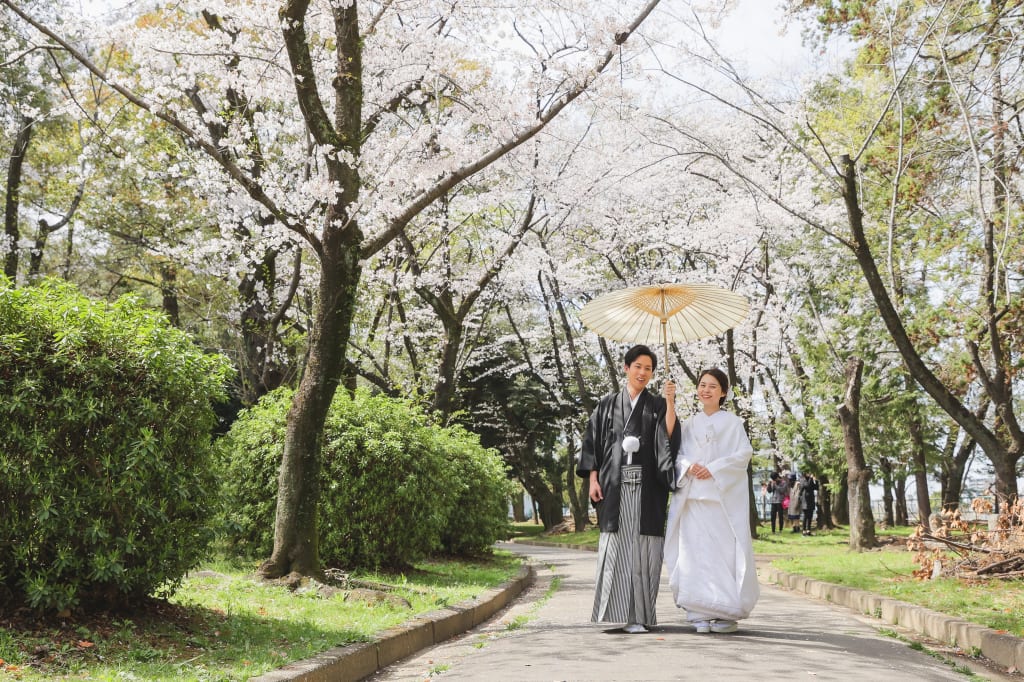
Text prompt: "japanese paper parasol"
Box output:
[[578, 282, 749, 376]]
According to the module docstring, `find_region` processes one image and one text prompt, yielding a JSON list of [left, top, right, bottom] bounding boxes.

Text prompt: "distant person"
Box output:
[[577, 344, 679, 634], [663, 368, 760, 634], [787, 473, 803, 533], [767, 471, 790, 533], [801, 472, 819, 535]]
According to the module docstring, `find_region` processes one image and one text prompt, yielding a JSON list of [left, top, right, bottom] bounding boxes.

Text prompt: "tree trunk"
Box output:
[[879, 457, 895, 527], [259, 0, 365, 579], [565, 431, 588, 531], [260, 229, 361, 578], [4, 115, 33, 282], [829, 473, 848, 527], [838, 356, 876, 550], [903, 378, 931, 528], [238, 247, 294, 405], [522, 475, 564, 531], [160, 263, 181, 327], [430, 323, 462, 416], [940, 421, 977, 511], [511, 491, 526, 522], [894, 476, 908, 526]]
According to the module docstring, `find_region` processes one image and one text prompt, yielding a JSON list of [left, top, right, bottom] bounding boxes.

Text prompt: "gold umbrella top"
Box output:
[[579, 282, 749, 346]]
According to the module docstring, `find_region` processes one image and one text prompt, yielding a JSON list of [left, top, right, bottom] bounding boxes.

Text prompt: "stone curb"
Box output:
[[249, 564, 535, 682], [764, 566, 1024, 672]]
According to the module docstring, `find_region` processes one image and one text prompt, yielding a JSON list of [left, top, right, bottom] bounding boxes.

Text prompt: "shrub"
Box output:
[[216, 388, 292, 559], [434, 424, 514, 556], [220, 388, 512, 569], [0, 278, 232, 612], [319, 390, 454, 569]]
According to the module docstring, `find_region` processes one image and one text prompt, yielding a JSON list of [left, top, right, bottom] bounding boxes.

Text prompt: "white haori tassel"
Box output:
[[622, 435, 640, 466]]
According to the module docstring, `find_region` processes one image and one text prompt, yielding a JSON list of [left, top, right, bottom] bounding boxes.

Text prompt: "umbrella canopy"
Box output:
[[579, 282, 749, 375]]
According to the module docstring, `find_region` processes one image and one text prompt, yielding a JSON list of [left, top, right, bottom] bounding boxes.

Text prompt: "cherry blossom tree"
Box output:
[[2, 0, 671, 576]]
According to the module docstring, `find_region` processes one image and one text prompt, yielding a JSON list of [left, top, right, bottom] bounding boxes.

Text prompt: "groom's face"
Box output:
[[624, 354, 654, 395]]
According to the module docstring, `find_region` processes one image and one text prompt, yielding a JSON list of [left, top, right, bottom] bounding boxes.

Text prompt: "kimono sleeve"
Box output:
[[576, 404, 602, 478], [654, 395, 679, 490]]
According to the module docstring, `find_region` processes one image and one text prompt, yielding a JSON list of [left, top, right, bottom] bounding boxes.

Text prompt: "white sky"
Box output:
[[710, 0, 850, 80], [79, 0, 843, 77]]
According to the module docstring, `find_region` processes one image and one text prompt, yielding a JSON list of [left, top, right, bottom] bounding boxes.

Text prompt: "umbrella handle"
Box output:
[[661, 318, 669, 378]]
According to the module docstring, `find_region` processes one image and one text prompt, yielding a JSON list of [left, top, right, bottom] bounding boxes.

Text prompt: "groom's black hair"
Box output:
[[623, 344, 657, 371]]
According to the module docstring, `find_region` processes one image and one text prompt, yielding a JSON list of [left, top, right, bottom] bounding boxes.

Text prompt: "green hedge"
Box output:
[[0, 278, 232, 612], [220, 387, 513, 569]]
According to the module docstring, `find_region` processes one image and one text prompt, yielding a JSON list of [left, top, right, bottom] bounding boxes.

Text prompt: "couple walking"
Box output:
[[576, 344, 759, 635]]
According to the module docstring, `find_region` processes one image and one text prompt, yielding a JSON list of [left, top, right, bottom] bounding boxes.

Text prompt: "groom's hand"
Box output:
[[663, 379, 676, 403]]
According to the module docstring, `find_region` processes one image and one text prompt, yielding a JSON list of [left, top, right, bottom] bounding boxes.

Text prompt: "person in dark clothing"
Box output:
[[577, 344, 679, 633], [800, 473, 819, 535], [766, 472, 789, 533]]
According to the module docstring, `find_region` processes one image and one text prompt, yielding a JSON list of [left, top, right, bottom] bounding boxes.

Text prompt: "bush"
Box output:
[[435, 424, 514, 556], [0, 278, 232, 612], [216, 388, 291, 559], [319, 391, 455, 569], [220, 388, 512, 569]]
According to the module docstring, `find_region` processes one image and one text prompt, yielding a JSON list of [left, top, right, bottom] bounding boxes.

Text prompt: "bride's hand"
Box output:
[[688, 463, 712, 480]]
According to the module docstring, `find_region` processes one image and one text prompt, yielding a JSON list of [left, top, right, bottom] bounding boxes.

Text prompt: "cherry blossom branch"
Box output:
[[361, 0, 665, 258], [0, 0, 310, 247]]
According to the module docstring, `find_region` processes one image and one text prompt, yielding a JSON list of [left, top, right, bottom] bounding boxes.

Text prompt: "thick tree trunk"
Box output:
[[4, 115, 33, 282], [838, 356, 876, 550], [431, 324, 461, 416], [260, 218, 362, 579], [159, 263, 181, 327], [258, 0, 365, 579], [522, 474, 564, 531], [940, 422, 977, 511], [511, 491, 526, 522]]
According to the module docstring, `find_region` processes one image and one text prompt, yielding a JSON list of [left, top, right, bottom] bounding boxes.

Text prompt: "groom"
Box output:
[[577, 344, 678, 633]]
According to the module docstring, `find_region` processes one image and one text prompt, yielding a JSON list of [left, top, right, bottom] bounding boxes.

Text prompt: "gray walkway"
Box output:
[[368, 543, 1013, 682]]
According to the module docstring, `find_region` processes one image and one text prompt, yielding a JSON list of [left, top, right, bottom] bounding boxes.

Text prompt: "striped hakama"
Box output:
[[591, 465, 663, 626]]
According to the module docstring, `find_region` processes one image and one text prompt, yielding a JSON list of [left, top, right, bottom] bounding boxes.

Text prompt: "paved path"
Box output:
[[368, 543, 1012, 682]]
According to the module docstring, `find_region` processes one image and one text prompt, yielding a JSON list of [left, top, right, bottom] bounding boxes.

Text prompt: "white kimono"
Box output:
[[664, 409, 760, 622]]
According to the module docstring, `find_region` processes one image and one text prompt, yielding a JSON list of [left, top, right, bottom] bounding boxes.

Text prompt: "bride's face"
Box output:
[[696, 374, 724, 412]]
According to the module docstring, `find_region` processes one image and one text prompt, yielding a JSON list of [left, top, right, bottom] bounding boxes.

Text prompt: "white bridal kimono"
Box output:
[[664, 409, 760, 622]]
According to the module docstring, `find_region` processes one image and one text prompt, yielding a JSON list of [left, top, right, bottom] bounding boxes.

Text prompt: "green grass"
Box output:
[[507, 521, 550, 540], [0, 552, 522, 681], [511, 522, 600, 548], [758, 527, 1024, 638]]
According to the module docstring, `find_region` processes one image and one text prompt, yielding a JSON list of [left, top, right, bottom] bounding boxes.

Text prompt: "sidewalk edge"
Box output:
[[248, 563, 535, 682], [764, 565, 1024, 672]]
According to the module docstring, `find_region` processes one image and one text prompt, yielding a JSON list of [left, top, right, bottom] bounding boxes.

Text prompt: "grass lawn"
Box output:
[[757, 526, 1024, 638], [517, 522, 1024, 638], [0, 552, 522, 681], [510, 521, 600, 548]]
